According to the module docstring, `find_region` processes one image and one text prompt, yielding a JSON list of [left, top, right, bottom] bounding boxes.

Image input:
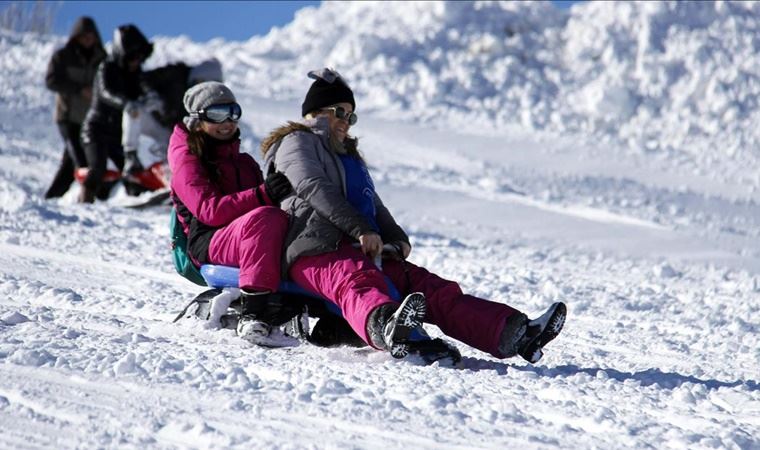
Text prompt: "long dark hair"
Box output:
[[186, 126, 207, 159], [186, 125, 220, 183]]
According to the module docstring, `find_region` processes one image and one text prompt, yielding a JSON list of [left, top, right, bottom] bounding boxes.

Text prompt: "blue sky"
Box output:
[[55, 1, 321, 42], [53, 1, 578, 42]]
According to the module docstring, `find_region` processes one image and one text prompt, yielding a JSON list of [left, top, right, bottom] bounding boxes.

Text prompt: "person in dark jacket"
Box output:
[[120, 58, 224, 181], [142, 58, 223, 131], [79, 24, 153, 203], [262, 68, 567, 363], [44, 16, 106, 199]]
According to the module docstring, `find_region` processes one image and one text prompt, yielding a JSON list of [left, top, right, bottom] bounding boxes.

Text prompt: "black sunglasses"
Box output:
[[192, 102, 242, 123], [321, 106, 358, 126]]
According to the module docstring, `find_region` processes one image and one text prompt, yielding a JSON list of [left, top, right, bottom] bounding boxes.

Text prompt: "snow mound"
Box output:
[[4, 2, 760, 192], [219, 1, 760, 193]]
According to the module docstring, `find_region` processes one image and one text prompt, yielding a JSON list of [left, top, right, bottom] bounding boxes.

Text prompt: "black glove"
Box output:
[[382, 241, 405, 260], [264, 170, 293, 205], [124, 150, 144, 175]]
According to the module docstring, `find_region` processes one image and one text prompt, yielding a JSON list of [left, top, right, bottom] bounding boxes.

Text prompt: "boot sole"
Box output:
[[389, 293, 427, 359], [519, 302, 567, 363], [239, 322, 301, 348], [406, 338, 462, 367]]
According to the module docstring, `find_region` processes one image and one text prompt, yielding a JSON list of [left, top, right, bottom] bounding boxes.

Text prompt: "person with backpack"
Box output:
[[139, 58, 224, 145], [261, 68, 567, 363], [79, 24, 152, 203], [167, 81, 297, 345], [121, 57, 225, 186], [43, 16, 106, 199]]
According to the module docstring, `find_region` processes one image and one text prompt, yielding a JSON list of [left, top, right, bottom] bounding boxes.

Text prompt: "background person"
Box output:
[[79, 24, 152, 203], [120, 58, 224, 193], [43, 16, 106, 199]]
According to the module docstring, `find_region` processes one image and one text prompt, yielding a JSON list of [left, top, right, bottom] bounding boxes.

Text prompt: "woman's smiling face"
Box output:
[[323, 102, 354, 142], [200, 118, 238, 140]]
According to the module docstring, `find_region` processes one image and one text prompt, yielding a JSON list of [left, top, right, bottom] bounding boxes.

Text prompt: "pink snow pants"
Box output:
[[207, 206, 288, 292], [289, 241, 395, 348], [290, 241, 522, 357]]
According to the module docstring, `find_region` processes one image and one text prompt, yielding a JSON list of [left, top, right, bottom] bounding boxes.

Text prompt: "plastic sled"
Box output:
[[190, 264, 461, 365], [74, 167, 122, 184], [123, 162, 169, 196]]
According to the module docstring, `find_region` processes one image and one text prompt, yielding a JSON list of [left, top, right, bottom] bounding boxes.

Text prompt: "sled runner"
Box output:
[[122, 189, 171, 210]]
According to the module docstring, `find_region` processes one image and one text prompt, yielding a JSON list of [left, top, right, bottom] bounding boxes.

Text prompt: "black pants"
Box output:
[[83, 135, 124, 195], [44, 122, 87, 199]]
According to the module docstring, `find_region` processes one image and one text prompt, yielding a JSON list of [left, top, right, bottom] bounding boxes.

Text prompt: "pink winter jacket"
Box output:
[[168, 124, 273, 243]]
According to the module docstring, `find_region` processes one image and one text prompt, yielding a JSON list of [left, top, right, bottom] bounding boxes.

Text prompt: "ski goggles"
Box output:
[[321, 106, 358, 126], [191, 102, 242, 123]]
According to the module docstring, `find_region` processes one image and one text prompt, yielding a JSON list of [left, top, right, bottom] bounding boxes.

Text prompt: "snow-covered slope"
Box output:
[[1, 1, 759, 448]]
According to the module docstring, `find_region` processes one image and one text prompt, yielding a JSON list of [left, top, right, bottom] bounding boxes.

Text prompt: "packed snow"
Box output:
[[1, 1, 759, 449]]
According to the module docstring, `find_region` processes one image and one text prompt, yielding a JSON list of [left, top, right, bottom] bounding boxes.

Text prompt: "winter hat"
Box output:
[[188, 58, 224, 86], [112, 24, 152, 65], [182, 81, 236, 129], [68, 16, 103, 51], [69, 16, 100, 41], [301, 68, 355, 117]]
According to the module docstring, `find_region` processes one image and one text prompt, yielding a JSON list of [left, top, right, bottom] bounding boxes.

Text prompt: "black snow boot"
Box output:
[[236, 291, 273, 344], [406, 338, 462, 367], [308, 315, 366, 348], [78, 185, 95, 203], [237, 291, 303, 347], [366, 292, 427, 358], [505, 302, 567, 363]]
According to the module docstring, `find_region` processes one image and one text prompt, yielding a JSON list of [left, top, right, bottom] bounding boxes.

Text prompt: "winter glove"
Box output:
[[264, 169, 293, 205], [124, 150, 144, 175], [382, 241, 410, 260]]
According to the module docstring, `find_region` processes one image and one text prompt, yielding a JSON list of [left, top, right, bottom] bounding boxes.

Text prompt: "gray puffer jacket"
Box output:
[[262, 116, 409, 268]]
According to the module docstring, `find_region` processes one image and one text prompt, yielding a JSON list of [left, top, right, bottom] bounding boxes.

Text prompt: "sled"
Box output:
[[177, 263, 462, 365], [122, 161, 170, 198], [74, 167, 122, 184], [74, 162, 170, 205], [124, 161, 169, 192], [122, 189, 171, 210]]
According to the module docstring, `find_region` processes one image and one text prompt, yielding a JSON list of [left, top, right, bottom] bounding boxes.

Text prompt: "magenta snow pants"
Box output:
[[207, 206, 288, 292], [289, 241, 396, 347], [289, 241, 522, 357], [381, 258, 521, 358]]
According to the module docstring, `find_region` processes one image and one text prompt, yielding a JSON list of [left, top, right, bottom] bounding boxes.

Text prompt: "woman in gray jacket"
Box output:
[[262, 69, 566, 363]]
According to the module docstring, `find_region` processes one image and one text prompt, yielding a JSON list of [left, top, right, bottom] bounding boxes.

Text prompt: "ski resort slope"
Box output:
[[2, 2, 760, 449]]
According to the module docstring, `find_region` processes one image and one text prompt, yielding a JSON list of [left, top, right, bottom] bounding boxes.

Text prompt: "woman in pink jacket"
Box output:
[[168, 81, 294, 345]]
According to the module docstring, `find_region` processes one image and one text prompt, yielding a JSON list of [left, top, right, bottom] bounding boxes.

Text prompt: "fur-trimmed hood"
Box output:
[[261, 115, 407, 269], [260, 117, 359, 160], [260, 121, 313, 157]]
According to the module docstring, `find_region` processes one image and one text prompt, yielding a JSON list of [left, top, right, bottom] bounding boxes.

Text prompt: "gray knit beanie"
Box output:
[[182, 81, 236, 129]]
